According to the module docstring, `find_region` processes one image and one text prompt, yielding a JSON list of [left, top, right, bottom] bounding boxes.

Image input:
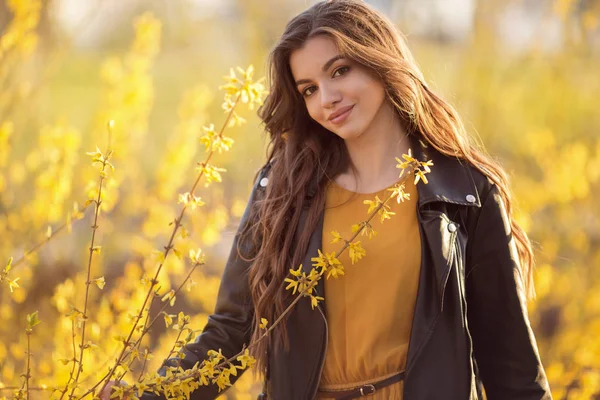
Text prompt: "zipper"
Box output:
[[310, 287, 329, 400]]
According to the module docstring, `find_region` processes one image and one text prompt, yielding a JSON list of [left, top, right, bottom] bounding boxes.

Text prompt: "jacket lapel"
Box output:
[[409, 135, 481, 208], [405, 135, 481, 371]]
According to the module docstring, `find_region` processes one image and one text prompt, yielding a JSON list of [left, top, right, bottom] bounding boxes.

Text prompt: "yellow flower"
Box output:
[[85, 145, 104, 163], [284, 273, 301, 295], [388, 183, 411, 203], [228, 112, 246, 128], [199, 367, 212, 385], [325, 251, 342, 269], [92, 276, 105, 290], [196, 162, 227, 186], [305, 268, 321, 295], [421, 159, 433, 172], [311, 249, 328, 274], [189, 248, 206, 264], [414, 170, 428, 185], [152, 250, 165, 263], [136, 382, 150, 398], [200, 123, 217, 150], [173, 311, 190, 331], [330, 230, 343, 244], [290, 264, 303, 277], [326, 263, 345, 280], [214, 368, 233, 392], [378, 206, 395, 223], [207, 348, 225, 362], [161, 289, 176, 306], [348, 241, 366, 265], [219, 64, 267, 112], [229, 363, 238, 376], [352, 222, 378, 239], [163, 312, 175, 328], [199, 123, 235, 152], [310, 295, 325, 310], [236, 348, 256, 369], [363, 196, 383, 214], [179, 192, 205, 210], [214, 135, 234, 153], [7, 277, 20, 292], [284, 278, 299, 295], [284, 265, 304, 295], [395, 149, 415, 170], [259, 318, 268, 329], [66, 308, 87, 328], [413, 159, 433, 185], [395, 157, 410, 171]]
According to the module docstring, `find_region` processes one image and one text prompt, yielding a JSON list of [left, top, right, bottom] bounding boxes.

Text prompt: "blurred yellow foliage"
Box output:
[[0, 0, 598, 399]]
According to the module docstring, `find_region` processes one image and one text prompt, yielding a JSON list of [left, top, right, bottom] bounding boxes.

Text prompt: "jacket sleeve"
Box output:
[[465, 183, 552, 400], [139, 164, 269, 400]]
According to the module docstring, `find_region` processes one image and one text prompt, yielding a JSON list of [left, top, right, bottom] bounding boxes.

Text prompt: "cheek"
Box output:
[[306, 101, 324, 123], [361, 80, 385, 102], [359, 84, 386, 117]]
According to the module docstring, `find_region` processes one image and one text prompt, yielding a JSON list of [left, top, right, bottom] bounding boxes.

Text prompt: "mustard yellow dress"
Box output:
[[316, 177, 421, 400]]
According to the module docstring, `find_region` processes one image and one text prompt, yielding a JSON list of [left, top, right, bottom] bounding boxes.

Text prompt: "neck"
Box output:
[[343, 103, 411, 189]]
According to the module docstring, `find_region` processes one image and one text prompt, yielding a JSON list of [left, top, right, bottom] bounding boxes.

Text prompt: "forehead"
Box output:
[[289, 35, 340, 79]]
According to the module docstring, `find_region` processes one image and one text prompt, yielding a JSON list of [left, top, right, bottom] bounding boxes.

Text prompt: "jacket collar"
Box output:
[[408, 133, 481, 208], [303, 133, 482, 208]]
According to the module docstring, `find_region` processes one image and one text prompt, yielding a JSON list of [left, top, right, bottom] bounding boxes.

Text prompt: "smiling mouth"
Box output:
[[329, 105, 354, 125]]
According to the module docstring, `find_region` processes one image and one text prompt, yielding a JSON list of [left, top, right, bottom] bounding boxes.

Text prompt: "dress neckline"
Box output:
[[328, 176, 406, 196]]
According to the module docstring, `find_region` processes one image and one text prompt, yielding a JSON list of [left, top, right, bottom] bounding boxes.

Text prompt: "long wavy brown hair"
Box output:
[[241, 0, 536, 377]]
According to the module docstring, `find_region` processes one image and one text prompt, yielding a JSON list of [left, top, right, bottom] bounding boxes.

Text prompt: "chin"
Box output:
[[330, 125, 363, 141]]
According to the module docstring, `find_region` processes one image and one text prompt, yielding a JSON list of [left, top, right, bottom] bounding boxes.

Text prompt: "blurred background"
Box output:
[[0, 0, 599, 398]]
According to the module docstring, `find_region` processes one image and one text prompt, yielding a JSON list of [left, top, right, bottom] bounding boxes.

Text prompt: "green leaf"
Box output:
[[27, 311, 41, 329]]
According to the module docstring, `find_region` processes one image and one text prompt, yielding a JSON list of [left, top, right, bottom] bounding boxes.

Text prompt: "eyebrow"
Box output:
[[295, 55, 345, 86]]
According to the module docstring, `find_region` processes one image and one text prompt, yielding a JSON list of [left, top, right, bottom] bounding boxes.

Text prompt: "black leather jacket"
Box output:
[[141, 135, 552, 400]]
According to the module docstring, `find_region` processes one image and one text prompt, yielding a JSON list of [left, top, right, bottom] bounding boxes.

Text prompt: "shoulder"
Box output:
[[463, 162, 496, 203], [252, 158, 275, 197], [418, 141, 497, 208]]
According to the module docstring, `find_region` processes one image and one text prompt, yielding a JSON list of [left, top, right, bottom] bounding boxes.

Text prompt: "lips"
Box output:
[[328, 105, 354, 122]]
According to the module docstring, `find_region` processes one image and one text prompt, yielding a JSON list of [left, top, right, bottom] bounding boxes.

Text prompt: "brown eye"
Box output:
[[302, 86, 316, 97], [333, 66, 350, 77]]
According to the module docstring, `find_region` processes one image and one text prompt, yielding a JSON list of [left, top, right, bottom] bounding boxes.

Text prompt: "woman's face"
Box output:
[[289, 35, 388, 141]]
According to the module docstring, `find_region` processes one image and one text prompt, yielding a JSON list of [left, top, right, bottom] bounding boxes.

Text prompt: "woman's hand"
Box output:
[[99, 380, 134, 400]]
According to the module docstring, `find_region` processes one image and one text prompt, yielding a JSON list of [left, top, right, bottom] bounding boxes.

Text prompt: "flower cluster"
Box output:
[[94, 63, 268, 397], [282, 152, 433, 313]]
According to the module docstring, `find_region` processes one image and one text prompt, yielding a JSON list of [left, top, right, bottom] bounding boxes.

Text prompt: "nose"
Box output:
[[320, 82, 342, 109]]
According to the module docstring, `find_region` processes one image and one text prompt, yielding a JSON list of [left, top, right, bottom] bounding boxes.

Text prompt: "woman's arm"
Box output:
[[138, 164, 269, 400], [465, 184, 552, 400]]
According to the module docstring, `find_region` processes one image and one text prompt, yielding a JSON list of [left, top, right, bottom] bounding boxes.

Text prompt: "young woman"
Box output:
[[105, 1, 553, 399]]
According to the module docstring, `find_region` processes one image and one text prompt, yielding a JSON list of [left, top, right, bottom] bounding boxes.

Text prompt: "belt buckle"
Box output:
[[359, 384, 376, 396]]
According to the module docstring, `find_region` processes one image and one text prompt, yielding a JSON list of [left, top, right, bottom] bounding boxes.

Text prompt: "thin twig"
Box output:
[[68, 147, 112, 398], [92, 94, 242, 399], [120, 166, 422, 397], [114, 262, 200, 385], [5, 208, 87, 273], [25, 332, 31, 400], [0, 387, 46, 391], [57, 319, 78, 400]]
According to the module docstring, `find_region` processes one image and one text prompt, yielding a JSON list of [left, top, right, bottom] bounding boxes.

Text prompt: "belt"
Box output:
[[316, 370, 405, 400]]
